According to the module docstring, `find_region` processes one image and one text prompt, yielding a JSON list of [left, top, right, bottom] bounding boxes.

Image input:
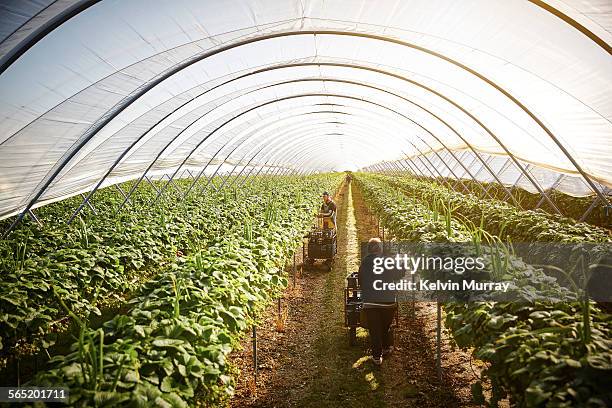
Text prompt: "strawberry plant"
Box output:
[[25, 174, 342, 406], [356, 174, 612, 407]]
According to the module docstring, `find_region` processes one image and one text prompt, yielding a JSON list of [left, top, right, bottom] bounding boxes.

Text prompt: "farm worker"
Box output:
[[318, 191, 337, 229], [358, 238, 403, 365], [587, 254, 612, 313]]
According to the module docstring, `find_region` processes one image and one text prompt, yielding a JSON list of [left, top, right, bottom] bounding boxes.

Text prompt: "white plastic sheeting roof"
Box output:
[[0, 0, 611, 219]]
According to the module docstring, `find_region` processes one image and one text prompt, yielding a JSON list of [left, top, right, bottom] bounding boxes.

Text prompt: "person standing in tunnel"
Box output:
[[318, 191, 337, 229], [359, 238, 402, 366]]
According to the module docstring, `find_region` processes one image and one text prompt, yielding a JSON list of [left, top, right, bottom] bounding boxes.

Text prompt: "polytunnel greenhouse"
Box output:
[[0, 0, 611, 406]]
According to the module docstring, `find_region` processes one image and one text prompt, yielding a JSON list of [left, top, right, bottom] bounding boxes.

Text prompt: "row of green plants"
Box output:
[[31, 175, 342, 406], [0, 176, 240, 370], [355, 174, 611, 407], [449, 177, 610, 229], [375, 174, 610, 242]]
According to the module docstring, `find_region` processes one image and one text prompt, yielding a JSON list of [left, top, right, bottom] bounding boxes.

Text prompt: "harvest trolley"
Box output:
[[344, 271, 399, 346], [302, 217, 337, 271]]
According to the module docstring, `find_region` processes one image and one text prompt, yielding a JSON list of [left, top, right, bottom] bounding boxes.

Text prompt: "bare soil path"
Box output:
[[229, 180, 477, 407]]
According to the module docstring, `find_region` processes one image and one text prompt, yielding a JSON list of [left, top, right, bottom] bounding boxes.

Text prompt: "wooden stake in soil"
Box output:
[[293, 250, 297, 288], [252, 326, 258, 385], [436, 301, 442, 383]]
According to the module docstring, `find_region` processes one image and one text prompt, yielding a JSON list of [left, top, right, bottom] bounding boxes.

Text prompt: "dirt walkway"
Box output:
[[230, 180, 476, 407]]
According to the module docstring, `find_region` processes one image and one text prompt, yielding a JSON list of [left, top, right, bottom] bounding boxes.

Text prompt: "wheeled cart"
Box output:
[[344, 272, 399, 346], [302, 218, 337, 271]]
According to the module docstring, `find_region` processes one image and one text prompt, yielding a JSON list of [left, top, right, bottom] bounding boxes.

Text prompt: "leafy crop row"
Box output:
[[28, 175, 341, 406], [0, 176, 244, 369], [376, 174, 610, 243], [355, 174, 612, 407]]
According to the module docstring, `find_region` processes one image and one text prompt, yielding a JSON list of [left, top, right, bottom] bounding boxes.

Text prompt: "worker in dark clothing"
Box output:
[[359, 238, 403, 365], [318, 191, 337, 229], [587, 254, 612, 313]]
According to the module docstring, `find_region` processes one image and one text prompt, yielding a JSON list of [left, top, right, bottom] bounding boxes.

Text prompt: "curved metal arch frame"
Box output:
[[177, 114, 368, 200], [146, 88, 484, 205], [177, 99, 410, 176], [115, 92, 391, 213], [58, 59, 501, 183], [9, 59, 548, 220], [246, 123, 416, 173], [122, 72, 516, 204], [228, 108, 481, 197], [86, 90, 434, 216], [4, 29, 605, 236], [160, 104, 446, 201], [153, 76, 522, 206], [0, 0, 103, 76], [68, 72, 528, 222], [71, 59, 577, 215], [119, 91, 413, 212], [173, 107, 432, 202], [200, 117, 390, 179]]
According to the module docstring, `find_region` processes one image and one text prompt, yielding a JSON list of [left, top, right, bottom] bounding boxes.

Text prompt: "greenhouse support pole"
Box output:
[[469, 155, 495, 199], [245, 163, 271, 187], [401, 159, 422, 176], [399, 159, 418, 176], [388, 161, 404, 176], [27, 210, 43, 228], [243, 162, 272, 187], [579, 196, 600, 222], [379, 162, 390, 174], [436, 301, 442, 383], [449, 151, 469, 176], [454, 152, 476, 178], [511, 163, 562, 215], [406, 157, 431, 178], [394, 160, 410, 176], [79, 193, 97, 215], [227, 147, 269, 189], [184, 169, 195, 181], [252, 326, 258, 384], [411, 151, 442, 181], [408, 158, 429, 178], [183, 135, 262, 199], [198, 163, 226, 195], [392, 161, 407, 175], [164, 174, 183, 195], [400, 159, 419, 176], [484, 158, 514, 195], [522, 165, 562, 215], [534, 174, 565, 210], [114, 184, 132, 205], [579, 187, 610, 222], [406, 144, 479, 196], [414, 152, 458, 193], [178, 122, 266, 201], [382, 162, 396, 175], [225, 165, 248, 188], [441, 155, 472, 194], [437, 150, 474, 194], [394, 159, 413, 175], [238, 166, 258, 187], [144, 176, 160, 194]]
